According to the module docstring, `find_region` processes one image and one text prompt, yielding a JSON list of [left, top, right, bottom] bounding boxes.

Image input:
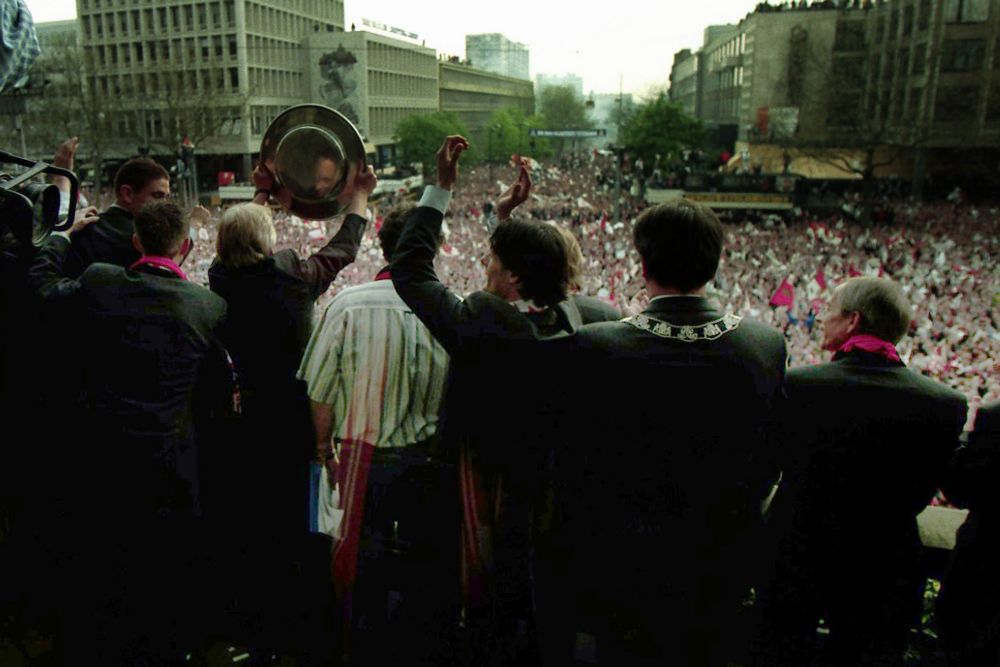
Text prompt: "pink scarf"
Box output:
[[835, 334, 901, 363], [130, 256, 188, 281]]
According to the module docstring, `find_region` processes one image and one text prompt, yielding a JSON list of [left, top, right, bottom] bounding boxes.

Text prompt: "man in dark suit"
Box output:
[[938, 400, 1000, 666], [554, 199, 787, 666], [758, 276, 967, 666], [27, 199, 231, 665], [391, 136, 579, 663], [61, 156, 171, 277]]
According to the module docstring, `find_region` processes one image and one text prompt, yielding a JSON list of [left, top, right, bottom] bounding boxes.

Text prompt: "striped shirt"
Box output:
[[298, 278, 449, 448]]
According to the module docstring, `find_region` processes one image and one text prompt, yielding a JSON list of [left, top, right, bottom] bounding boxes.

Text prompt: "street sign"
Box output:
[[528, 129, 607, 138]]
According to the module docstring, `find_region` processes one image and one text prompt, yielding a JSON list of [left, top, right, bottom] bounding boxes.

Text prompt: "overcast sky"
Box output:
[[25, 0, 762, 96]]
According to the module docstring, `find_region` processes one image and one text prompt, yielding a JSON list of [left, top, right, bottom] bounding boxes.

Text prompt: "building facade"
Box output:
[[438, 60, 534, 148], [465, 33, 530, 80], [669, 48, 701, 117], [75, 0, 344, 177], [303, 30, 438, 163]]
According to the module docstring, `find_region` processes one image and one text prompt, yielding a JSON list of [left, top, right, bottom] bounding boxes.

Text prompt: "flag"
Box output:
[[770, 278, 795, 308], [815, 269, 827, 290], [848, 263, 862, 277]]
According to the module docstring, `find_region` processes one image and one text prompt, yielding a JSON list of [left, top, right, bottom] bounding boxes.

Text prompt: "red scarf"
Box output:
[[835, 334, 901, 363], [374, 267, 391, 281], [129, 256, 188, 281]]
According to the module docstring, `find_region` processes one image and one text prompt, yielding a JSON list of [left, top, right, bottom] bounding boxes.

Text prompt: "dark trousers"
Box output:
[[349, 445, 461, 667]]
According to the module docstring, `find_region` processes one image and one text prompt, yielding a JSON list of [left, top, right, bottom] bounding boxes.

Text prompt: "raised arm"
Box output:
[[391, 135, 472, 353], [297, 165, 376, 299]]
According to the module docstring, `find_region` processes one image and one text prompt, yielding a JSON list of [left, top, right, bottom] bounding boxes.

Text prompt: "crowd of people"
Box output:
[[172, 150, 998, 425], [0, 128, 997, 667]]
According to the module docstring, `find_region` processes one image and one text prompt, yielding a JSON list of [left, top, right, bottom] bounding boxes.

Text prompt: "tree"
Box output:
[[485, 107, 554, 162], [620, 94, 705, 167], [393, 112, 473, 175], [538, 85, 594, 154]]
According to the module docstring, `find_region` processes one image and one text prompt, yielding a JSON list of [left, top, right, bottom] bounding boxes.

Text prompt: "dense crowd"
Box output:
[[173, 152, 998, 423]]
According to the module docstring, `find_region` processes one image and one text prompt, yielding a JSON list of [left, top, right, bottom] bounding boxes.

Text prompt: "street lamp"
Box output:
[[487, 123, 502, 184]]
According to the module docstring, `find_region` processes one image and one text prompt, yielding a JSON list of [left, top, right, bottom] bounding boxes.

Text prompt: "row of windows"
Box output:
[[244, 4, 339, 41], [85, 35, 239, 69], [368, 42, 437, 78], [89, 67, 240, 96], [876, 0, 989, 44], [368, 70, 437, 100], [710, 33, 747, 64], [439, 89, 531, 110], [82, 2, 235, 39], [247, 67, 303, 98], [440, 68, 533, 96], [245, 35, 309, 69]]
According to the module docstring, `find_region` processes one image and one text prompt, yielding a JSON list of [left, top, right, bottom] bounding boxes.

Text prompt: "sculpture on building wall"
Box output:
[[318, 46, 361, 128]]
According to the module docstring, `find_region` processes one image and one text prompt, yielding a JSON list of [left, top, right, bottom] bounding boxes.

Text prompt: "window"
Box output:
[[913, 45, 927, 74], [230, 67, 239, 89], [941, 39, 985, 72], [944, 0, 989, 22], [935, 86, 979, 121], [918, 0, 931, 29], [903, 5, 914, 35], [834, 20, 866, 51]]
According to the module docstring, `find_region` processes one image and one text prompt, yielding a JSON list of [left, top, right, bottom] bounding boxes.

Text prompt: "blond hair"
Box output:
[[217, 203, 276, 269], [551, 224, 584, 292]]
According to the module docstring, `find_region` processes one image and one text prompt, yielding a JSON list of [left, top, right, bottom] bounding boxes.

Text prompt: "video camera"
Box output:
[[0, 150, 79, 249]]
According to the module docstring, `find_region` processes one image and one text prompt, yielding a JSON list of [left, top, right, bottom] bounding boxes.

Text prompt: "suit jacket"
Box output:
[[62, 204, 139, 278], [208, 213, 366, 394], [560, 296, 787, 586], [773, 350, 967, 597], [391, 204, 580, 465], [571, 293, 621, 325], [29, 234, 230, 518]]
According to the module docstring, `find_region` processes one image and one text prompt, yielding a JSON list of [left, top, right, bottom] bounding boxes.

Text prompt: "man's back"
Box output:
[[62, 206, 139, 278], [565, 296, 785, 565], [778, 351, 967, 559], [555, 296, 786, 665], [300, 278, 448, 448]]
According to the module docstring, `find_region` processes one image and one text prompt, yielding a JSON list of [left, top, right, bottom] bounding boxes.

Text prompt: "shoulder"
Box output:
[[271, 248, 300, 272], [572, 294, 621, 324]]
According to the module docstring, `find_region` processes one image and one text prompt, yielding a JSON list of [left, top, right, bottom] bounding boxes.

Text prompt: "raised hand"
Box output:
[[496, 159, 532, 221], [53, 137, 80, 170], [436, 135, 470, 191]]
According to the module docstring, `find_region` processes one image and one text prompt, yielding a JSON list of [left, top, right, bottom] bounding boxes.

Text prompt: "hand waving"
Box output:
[[436, 135, 470, 191], [496, 158, 532, 221]]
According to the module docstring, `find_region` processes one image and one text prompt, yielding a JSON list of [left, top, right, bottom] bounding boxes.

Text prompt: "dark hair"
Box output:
[[134, 200, 188, 257], [632, 200, 724, 292], [490, 219, 568, 307], [114, 157, 169, 197], [378, 204, 416, 261]]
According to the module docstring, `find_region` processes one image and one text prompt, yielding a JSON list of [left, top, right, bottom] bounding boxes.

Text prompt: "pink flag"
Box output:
[[815, 269, 827, 290], [848, 263, 862, 277], [770, 278, 795, 308]]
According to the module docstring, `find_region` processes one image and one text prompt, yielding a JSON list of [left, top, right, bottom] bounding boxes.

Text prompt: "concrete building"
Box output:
[[536, 73, 584, 98], [438, 60, 534, 148], [465, 33, 529, 80], [303, 30, 438, 165], [669, 49, 701, 117], [75, 0, 345, 177], [856, 0, 1000, 173]]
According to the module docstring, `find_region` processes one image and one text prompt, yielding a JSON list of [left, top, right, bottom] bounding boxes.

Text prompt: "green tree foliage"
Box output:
[[620, 94, 705, 166], [484, 107, 554, 162], [539, 84, 594, 131], [393, 111, 473, 173]]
